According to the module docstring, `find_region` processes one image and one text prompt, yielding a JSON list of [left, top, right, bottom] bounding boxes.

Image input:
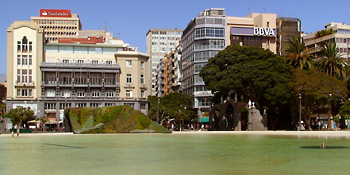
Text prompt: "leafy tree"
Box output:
[[290, 68, 347, 130], [4, 106, 34, 135], [148, 92, 195, 123], [200, 44, 292, 111], [285, 36, 314, 70], [314, 42, 347, 79]]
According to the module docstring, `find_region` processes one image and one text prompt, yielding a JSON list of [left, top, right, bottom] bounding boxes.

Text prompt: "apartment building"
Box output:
[[303, 22, 350, 60], [155, 59, 165, 97], [146, 29, 183, 96]]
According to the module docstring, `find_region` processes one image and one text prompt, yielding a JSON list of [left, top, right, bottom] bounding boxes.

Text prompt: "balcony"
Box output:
[[15, 81, 36, 88], [40, 62, 120, 73]]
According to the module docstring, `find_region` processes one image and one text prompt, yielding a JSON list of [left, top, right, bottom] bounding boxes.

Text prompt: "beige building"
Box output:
[[303, 22, 350, 60], [31, 9, 81, 43], [226, 13, 277, 54], [6, 20, 150, 124], [6, 21, 44, 116]]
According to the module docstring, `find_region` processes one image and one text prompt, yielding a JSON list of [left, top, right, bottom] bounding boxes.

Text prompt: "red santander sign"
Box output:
[[40, 9, 71, 17]]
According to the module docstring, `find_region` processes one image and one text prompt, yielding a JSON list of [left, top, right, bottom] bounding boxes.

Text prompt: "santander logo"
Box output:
[[40, 9, 71, 17], [41, 11, 48, 16]]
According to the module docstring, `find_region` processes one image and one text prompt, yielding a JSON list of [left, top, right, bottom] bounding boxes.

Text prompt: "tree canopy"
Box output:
[[199, 44, 293, 110], [4, 106, 34, 127], [148, 92, 195, 123], [285, 36, 314, 70], [289, 68, 347, 129]]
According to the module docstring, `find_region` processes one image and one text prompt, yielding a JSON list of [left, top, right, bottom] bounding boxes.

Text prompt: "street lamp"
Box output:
[[298, 93, 301, 131], [157, 98, 160, 123]]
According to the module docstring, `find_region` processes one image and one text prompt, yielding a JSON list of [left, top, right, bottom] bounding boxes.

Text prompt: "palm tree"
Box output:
[[314, 42, 347, 79], [285, 36, 314, 70]]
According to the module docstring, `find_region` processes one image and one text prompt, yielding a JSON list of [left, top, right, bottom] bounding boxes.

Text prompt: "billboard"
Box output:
[[40, 9, 71, 17]]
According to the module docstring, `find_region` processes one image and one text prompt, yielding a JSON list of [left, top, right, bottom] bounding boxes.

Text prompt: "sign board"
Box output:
[[40, 9, 71, 18], [231, 27, 276, 37]]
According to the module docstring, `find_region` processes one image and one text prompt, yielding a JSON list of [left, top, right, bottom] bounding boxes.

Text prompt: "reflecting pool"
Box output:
[[1, 132, 350, 175]]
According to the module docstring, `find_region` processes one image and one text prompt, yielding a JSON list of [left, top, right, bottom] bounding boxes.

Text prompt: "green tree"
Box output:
[[290, 69, 347, 130], [4, 106, 34, 135], [148, 92, 195, 123], [285, 36, 314, 70], [314, 42, 347, 79], [200, 44, 292, 111]]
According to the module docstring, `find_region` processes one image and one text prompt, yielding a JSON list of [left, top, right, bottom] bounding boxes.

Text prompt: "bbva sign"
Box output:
[[253, 27, 275, 36]]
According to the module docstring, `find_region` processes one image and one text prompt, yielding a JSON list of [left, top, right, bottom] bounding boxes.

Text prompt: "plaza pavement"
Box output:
[[172, 130, 350, 138], [1, 130, 350, 138]]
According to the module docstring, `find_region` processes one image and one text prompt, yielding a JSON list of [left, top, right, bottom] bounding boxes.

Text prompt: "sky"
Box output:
[[1, 0, 350, 76]]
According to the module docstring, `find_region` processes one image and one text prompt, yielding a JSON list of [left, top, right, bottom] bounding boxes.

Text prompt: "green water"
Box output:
[[1, 133, 350, 175]]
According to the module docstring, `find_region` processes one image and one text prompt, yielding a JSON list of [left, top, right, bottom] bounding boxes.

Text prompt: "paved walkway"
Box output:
[[173, 130, 350, 137]]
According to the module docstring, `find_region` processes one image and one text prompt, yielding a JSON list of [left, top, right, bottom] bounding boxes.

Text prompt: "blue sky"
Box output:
[[1, 0, 350, 75]]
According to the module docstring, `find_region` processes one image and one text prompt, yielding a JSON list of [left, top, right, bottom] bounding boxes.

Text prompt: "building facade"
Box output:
[[181, 8, 279, 121], [303, 22, 350, 60], [31, 9, 82, 43], [181, 8, 227, 121], [6, 20, 150, 124], [276, 17, 301, 56], [6, 21, 44, 118], [146, 29, 183, 96], [155, 59, 165, 97]]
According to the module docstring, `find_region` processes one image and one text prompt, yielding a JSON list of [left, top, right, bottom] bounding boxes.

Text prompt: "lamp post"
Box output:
[[328, 94, 332, 130], [298, 93, 301, 131], [157, 98, 160, 123]]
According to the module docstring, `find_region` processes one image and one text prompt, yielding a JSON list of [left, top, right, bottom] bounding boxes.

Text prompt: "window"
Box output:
[[16, 89, 32, 97], [17, 41, 21, 51], [29, 56, 32, 65], [105, 74, 115, 85], [77, 60, 84, 64], [92, 91, 100, 97], [92, 60, 98, 64], [141, 90, 145, 98], [17, 55, 21, 65], [106, 61, 113, 65], [140, 103, 146, 111], [141, 61, 144, 68], [126, 90, 132, 98], [59, 103, 71, 110], [106, 91, 114, 97], [77, 90, 85, 97], [126, 74, 132, 84], [76, 103, 86, 107], [105, 103, 114, 106], [22, 56, 28, 65], [140, 74, 144, 84], [126, 60, 132, 67], [45, 103, 56, 110], [90, 103, 100, 108], [63, 60, 69, 63], [29, 42, 32, 52]]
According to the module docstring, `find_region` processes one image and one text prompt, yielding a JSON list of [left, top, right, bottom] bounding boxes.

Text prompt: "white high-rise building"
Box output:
[[146, 29, 183, 96]]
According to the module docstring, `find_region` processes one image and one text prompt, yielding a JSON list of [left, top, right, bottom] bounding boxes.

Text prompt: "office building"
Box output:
[[146, 29, 183, 95], [181, 8, 279, 121], [31, 9, 82, 43]]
